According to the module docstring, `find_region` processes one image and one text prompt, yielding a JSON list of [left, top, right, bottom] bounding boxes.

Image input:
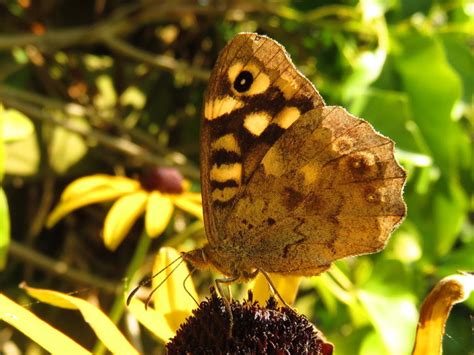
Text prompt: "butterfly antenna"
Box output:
[[183, 266, 199, 306], [259, 269, 292, 309], [126, 253, 184, 306], [144, 258, 185, 309]]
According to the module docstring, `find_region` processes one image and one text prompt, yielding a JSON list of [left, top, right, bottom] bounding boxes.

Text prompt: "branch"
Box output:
[[0, 92, 200, 180], [8, 240, 120, 295], [102, 34, 210, 81]]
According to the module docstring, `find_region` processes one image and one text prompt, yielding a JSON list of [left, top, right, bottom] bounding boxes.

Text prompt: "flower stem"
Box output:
[[93, 231, 152, 354]]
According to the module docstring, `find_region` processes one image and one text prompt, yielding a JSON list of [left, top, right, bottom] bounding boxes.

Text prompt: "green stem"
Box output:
[[93, 231, 152, 354]]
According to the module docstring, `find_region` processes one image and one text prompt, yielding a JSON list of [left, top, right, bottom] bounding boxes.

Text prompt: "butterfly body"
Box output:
[[184, 33, 406, 282]]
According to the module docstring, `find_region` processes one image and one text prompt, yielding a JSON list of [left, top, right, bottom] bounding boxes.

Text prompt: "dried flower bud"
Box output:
[[139, 166, 184, 194], [167, 288, 333, 354]]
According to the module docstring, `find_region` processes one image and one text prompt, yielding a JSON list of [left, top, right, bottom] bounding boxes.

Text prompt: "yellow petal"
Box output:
[[46, 188, 132, 228], [251, 273, 302, 306], [61, 174, 139, 202], [0, 294, 89, 354], [171, 195, 203, 220], [412, 273, 474, 355], [103, 191, 148, 250], [145, 191, 174, 238], [127, 298, 175, 343], [23, 286, 139, 355], [151, 247, 198, 332], [180, 191, 202, 204]]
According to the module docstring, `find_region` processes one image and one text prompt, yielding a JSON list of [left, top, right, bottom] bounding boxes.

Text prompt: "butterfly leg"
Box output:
[[215, 275, 238, 338], [259, 269, 292, 309]]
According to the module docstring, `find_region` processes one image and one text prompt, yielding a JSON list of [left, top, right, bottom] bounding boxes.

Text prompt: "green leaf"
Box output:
[[349, 89, 419, 152], [360, 331, 389, 355], [432, 180, 468, 256], [440, 33, 474, 104], [1, 108, 34, 142], [436, 241, 474, 277], [394, 31, 464, 176], [4, 130, 40, 176], [49, 113, 89, 174], [357, 259, 419, 355]]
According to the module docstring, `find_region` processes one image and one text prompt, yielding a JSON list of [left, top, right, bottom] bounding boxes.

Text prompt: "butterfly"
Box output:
[[184, 32, 406, 291]]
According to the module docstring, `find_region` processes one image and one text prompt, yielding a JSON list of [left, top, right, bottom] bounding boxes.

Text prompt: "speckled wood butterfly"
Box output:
[[184, 33, 406, 287]]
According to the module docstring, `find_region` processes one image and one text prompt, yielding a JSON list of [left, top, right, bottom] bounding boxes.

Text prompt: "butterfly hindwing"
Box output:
[[227, 106, 406, 274]]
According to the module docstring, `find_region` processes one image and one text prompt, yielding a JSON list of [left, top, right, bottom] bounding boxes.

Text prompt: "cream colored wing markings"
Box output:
[[205, 34, 247, 121], [205, 37, 270, 206], [201, 36, 255, 244], [226, 106, 406, 273], [206, 34, 267, 121], [205, 35, 315, 207]]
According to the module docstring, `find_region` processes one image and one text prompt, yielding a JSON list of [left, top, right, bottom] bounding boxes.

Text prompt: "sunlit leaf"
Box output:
[[432, 181, 468, 256], [24, 286, 139, 355], [4, 130, 40, 176], [94, 74, 117, 109], [2, 108, 34, 142], [349, 89, 418, 152], [311, 276, 338, 314], [120, 86, 146, 109], [49, 114, 88, 174], [145, 191, 174, 237], [357, 260, 418, 355], [395, 31, 463, 175], [151, 247, 197, 332], [103, 191, 148, 250], [358, 290, 418, 355], [0, 294, 89, 354], [436, 242, 474, 277], [440, 33, 474, 104], [343, 49, 387, 101]]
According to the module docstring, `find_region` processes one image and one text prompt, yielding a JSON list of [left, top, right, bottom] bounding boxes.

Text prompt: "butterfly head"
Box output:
[[184, 245, 258, 281]]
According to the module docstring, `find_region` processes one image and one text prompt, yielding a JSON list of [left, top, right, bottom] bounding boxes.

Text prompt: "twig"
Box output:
[[102, 34, 210, 81], [0, 94, 200, 180], [8, 240, 120, 295]]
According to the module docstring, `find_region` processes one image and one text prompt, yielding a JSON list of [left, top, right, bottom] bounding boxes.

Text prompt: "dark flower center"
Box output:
[[139, 166, 184, 194], [166, 288, 334, 355]]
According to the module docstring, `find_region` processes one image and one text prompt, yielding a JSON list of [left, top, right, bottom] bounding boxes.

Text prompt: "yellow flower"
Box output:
[[46, 168, 202, 250], [127, 247, 303, 343], [127, 247, 198, 342]]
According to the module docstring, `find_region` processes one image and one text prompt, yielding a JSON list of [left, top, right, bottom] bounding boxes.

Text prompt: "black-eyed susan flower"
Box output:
[[46, 167, 202, 250], [127, 247, 304, 342], [4, 267, 472, 353]]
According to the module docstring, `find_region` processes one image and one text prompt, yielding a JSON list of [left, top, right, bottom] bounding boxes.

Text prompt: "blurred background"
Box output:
[[1, 0, 472, 354]]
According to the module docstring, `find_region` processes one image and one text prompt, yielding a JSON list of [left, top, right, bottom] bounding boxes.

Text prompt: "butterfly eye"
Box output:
[[233, 70, 254, 93]]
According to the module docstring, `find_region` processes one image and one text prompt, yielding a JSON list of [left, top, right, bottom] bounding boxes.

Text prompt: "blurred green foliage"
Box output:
[[0, 0, 472, 354]]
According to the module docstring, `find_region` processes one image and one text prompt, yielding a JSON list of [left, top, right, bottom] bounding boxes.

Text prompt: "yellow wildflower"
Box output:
[[46, 167, 202, 250]]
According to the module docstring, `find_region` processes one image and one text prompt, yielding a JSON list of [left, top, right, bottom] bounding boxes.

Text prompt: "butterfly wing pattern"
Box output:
[[184, 33, 406, 280]]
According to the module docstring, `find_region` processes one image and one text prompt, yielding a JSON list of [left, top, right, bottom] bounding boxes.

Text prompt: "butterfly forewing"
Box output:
[[201, 33, 324, 245]]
